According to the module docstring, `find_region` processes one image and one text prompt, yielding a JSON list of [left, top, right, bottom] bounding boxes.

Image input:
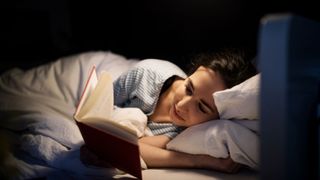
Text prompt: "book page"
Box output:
[[75, 71, 114, 122], [74, 67, 137, 138], [74, 66, 141, 179], [75, 66, 98, 115]]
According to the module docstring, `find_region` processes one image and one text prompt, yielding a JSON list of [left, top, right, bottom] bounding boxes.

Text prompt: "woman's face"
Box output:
[[170, 66, 227, 127]]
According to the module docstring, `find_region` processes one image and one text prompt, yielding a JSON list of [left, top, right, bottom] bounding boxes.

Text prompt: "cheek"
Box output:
[[189, 111, 218, 126], [173, 87, 184, 102], [188, 110, 207, 125]]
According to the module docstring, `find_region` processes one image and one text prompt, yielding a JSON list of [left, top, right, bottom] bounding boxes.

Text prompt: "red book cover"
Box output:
[[74, 66, 142, 179], [77, 121, 142, 180]]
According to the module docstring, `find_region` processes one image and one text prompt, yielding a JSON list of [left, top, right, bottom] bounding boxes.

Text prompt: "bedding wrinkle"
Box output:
[[205, 122, 229, 158], [220, 121, 259, 169], [53, 60, 76, 105]]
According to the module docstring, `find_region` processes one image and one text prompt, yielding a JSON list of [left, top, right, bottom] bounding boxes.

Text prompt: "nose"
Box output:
[[176, 96, 192, 113]]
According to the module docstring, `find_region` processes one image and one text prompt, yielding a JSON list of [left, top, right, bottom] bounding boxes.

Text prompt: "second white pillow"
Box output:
[[213, 73, 260, 120]]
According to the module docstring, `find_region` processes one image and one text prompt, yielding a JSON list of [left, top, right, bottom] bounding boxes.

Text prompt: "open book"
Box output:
[[74, 66, 142, 179]]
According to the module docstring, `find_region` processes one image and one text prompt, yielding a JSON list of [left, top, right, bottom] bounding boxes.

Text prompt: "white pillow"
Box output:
[[167, 120, 259, 169], [213, 73, 260, 120]]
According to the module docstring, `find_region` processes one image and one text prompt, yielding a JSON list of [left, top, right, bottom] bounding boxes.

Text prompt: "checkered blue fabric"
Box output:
[[113, 59, 187, 138]]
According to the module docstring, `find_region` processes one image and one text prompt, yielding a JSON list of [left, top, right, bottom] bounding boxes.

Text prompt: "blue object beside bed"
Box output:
[[259, 13, 320, 180]]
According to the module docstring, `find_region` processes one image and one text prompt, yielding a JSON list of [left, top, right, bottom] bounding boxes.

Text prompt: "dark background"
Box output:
[[1, 0, 320, 72]]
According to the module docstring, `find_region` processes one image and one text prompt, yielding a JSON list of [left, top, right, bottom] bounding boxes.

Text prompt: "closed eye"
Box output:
[[185, 79, 193, 96], [198, 103, 207, 113], [187, 78, 209, 114]]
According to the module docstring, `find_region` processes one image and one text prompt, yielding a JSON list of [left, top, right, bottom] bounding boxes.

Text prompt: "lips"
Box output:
[[173, 105, 185, 121]]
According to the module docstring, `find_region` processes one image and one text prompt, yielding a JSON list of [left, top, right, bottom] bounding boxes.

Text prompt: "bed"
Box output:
[[0, 49, 260, 179]]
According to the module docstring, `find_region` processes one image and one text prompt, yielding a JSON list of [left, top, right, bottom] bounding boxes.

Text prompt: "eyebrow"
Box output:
[[188, 78, 215, 113]]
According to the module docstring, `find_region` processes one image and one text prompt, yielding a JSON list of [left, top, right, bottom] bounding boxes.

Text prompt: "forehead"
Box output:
[[189, 66, 226, 94]]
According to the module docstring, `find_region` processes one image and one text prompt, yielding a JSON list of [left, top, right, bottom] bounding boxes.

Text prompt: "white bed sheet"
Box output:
[[114, 168, 258, 180]]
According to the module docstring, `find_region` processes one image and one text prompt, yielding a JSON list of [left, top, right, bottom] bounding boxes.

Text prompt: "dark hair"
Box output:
[[187, 48, 258, 88]]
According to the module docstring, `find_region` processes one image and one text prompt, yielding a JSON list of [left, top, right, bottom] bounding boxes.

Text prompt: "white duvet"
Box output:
[[0, 51, 258, 179], [0, 51, 140, 179]]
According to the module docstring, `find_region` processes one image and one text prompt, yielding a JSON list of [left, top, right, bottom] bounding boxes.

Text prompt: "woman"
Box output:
[[83, 48, 257, 173]]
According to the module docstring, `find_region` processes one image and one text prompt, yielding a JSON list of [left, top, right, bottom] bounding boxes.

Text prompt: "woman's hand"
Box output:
[[197, 155, 242, 173], [219, 157, 243, 173]]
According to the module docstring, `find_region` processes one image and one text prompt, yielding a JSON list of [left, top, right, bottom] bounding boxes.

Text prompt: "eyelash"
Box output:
[[185, 82, 207, 114], [198, 104, 207, 113], [185, 84, 193, 95]]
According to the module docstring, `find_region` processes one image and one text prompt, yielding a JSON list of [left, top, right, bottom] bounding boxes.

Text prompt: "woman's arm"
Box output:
[[138, 135, 171, 149], [139, 135, 242, 173]]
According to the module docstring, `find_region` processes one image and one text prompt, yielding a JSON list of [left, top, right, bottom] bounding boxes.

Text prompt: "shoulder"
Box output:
[[132, 59, 187, 79], [113, 59, 186, 113], [135, 59, 178, 67]]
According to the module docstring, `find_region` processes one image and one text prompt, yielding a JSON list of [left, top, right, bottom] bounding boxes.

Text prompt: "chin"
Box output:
[[171, 117, 187, 127], [171, 119, 181, 125], [169, 107, 184, 126]]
